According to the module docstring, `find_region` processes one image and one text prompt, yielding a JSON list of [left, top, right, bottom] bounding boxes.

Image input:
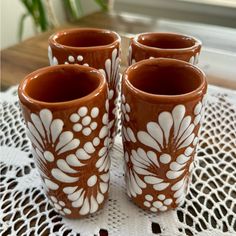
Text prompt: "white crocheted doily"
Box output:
[[0, 85, 235, 236]]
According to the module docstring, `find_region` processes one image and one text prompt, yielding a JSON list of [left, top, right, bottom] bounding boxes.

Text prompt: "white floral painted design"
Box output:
[[138, 104, 196, 157], [170, 96, 207, 205], [171, 177, 188, 205], [70, 106, 99, 136], [50, 125, 109, 186], [95, 103, 111, 171], [98, 48, 120, 140], [124, 149, 169, 198], [143, 193, 173, 212], [27, 109, 80, 174], [63, 171, 109, 215], [122, 98, 205, 207], [99, 48, 120, 89], [49, 101, 110, 215], [48, 46, 58, 65], [96, 136, 110, 173], [50, 196, 72, 215], [43, 177, 59, 191], [61, 107, 110, 215], [189, 53, 199, 65], [128, 45, 136, 65], [121, 95, 136, 143], [121, 94, 130, 122]]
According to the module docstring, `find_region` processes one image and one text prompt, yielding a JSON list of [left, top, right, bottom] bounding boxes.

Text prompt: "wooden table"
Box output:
[[1, 11, 236, 91]]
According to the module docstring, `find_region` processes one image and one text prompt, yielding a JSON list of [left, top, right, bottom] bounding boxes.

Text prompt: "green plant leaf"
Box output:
[[36, 0, 48, 31], [20, 0, 33, 14], [18, 13, 29, 41], [20, 0, 38, 29], [94, 0, 108, 11], [75, 0, 83, 15], [63, 0, 81, 21]]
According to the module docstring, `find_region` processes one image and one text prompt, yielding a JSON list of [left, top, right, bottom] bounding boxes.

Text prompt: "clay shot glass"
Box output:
[[48, 28, 121, 143], [18, 64, 110, 218], [121, 58, 207, 212], [128, 32, 201, 65]]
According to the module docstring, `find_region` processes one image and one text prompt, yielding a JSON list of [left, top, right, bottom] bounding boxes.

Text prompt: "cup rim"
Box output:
[[132, 32, 202, 52], [123, 58, 207, 103], [18, 64, 107, 109], [48, 27, 121, 51]]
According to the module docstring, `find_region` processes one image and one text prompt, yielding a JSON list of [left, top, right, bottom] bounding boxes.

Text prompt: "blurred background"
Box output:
[[1, 0, 236, 49]]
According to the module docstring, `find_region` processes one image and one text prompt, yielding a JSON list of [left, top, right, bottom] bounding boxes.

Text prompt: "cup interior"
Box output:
[[54, 29, 118, 47], [126, 60, 203, 96], [24, 66, 101, 103], [137, 33, 196, 49]]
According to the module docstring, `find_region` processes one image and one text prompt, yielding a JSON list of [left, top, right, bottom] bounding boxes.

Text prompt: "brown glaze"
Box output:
[[129, 32, 201, 65], [121, 58, 207, 212], [48, 28, 121, 142], [18, 65, 110, 218]]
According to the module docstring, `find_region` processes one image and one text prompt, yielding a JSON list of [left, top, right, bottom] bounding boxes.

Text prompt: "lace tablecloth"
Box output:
[[0, 85, 236, 236]]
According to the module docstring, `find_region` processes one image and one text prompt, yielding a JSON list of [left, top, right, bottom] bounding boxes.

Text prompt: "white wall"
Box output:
[[1, 0, 35, 49], [0, 0, 99, 49]]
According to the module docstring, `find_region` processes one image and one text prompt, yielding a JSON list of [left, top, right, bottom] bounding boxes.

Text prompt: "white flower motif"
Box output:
[[189, 53, 199, 65], [95, 101, 111, 164], [50, 196, 72, 216], [123, 100, 206, 207], [128, 45, 136, 66], [121, 95, 136, 143], [138, 104, 196, 154], [51, 99, 110, 185], [195, 95, 207, 131], [166, 147, 194, 180], [63, 171, 109, 215], [48, 46, 58, 65], [171, 176, 189, 205], [96, 136, 110, 173], [70, 106, 99, 136], [43, 177, 59, 191], [143, 193, 173, 212], [26, 109, 81, 188], [125, 149, 169, 198], [121, 94, 130, 122], [99, 48, 120, 89], [166, 140, 200, 205], [123, 126, 136, 143], [27, 108, 80, 164], [48, 100, 111, 216], [98, 48, 120, 142]]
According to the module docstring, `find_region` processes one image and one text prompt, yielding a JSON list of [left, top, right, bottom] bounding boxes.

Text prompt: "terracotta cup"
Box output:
[[128, 32, 201, 65], [121, 58, 207, 212], [18, 64, 110, 218], [48, 28, 121, 144]]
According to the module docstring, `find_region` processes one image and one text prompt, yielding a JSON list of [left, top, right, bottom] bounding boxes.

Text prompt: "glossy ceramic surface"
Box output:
[[18, 65, 110, 218], [121, 58, 207, 212], [129, 32, 201, 65], [48, 28, 121, 144]]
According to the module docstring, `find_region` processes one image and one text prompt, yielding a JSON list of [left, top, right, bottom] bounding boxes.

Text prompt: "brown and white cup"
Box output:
[[18, 64, 110, 218], [128, 32, 201, 65], [48, 28, 121, 145], [121, 58, 207, 212]]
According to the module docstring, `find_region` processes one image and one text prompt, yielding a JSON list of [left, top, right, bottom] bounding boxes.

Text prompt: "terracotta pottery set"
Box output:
[[18, 28, 207, 218]]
